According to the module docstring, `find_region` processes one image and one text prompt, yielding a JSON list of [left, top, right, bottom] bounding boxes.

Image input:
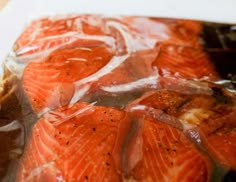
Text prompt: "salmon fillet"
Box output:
[[152, 44, 219, 80], [128, 116, 211, 182], [122, 17, 203, 48], [14, 15, 107, 57], [22, 45, 113, 113], [126, 88, 236, 170], [17, 102, 132, 182]]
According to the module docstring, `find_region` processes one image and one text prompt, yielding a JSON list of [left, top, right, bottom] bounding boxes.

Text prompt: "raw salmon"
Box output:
[[126, 88, 236, 170], [22, 45, 113, 113], [152, 44, 219, 80], [17, 102, 132, 182], [122, 17, 203, 48], [128, 115, 211, 182], [14, 15, 107, 57]]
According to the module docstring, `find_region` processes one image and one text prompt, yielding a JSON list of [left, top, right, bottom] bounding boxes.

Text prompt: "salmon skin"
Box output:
[[126, 87, 236, 172], [17, 102, 212, 182]]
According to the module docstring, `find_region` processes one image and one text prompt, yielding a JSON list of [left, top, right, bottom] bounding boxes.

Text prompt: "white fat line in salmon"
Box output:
[[66, 58, 88, 62]]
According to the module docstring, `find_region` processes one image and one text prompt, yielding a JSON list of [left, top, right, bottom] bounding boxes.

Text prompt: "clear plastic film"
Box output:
[[0, 14, 236, 181]]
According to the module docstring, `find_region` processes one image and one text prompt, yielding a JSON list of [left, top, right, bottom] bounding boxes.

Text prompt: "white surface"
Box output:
[[0, 0, 235, 68]]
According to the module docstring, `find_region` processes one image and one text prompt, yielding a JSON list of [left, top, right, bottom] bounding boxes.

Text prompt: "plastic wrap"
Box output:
[[0, 15, 236, 181]]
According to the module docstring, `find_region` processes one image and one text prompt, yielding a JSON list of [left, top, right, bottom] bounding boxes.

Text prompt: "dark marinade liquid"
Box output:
[[202, 23, 236, 82], [203, 22, 236, 182], [0, 68, 37, 182]]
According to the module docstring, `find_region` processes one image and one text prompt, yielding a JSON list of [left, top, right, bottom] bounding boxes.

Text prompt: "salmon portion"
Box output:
[[199, 107, 236, 170], [152, 44, 219, 80], [17, 102, 132, 182], [122, 17, 202, 48], [23, 45, 113, 112], [127, 89, 236, 170], [129, 116, 211, 182], [14, 15, 107, 57]]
